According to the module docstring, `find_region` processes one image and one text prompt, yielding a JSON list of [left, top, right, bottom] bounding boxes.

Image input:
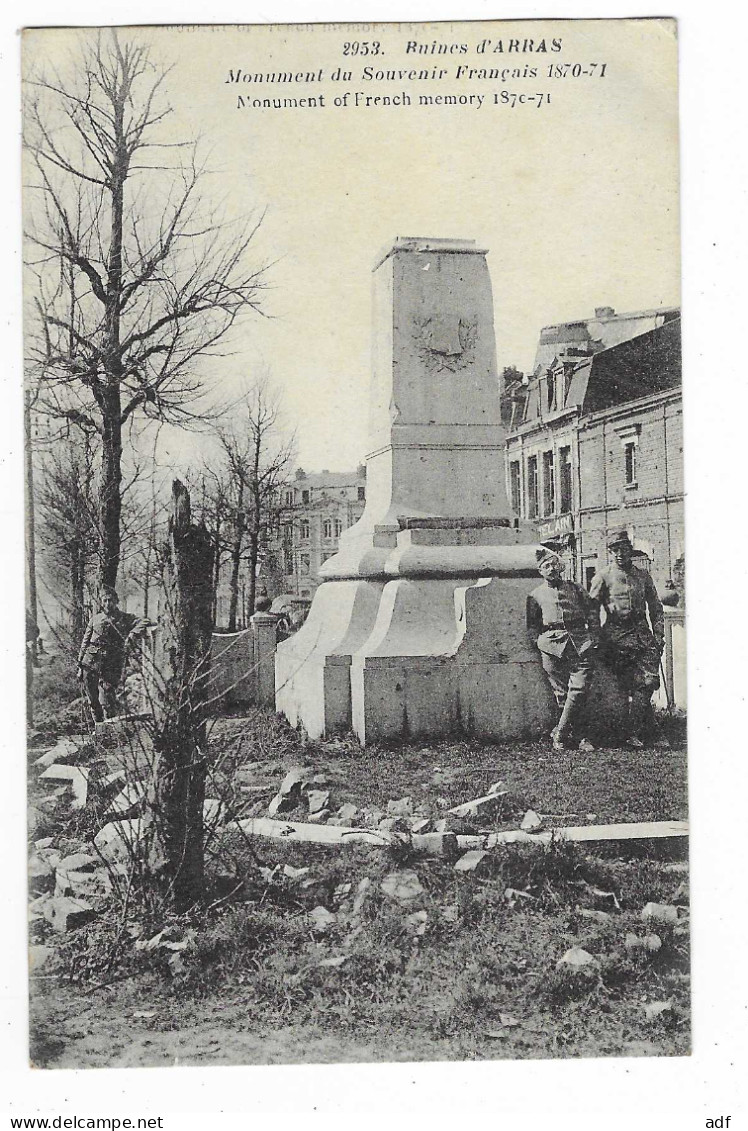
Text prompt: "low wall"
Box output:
[[141, 614, 277, 712]]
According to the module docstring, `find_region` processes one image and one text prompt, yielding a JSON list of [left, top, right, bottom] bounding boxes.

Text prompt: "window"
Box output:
[[284, 490, 294, 506], [282, 524, 292, 545], [300, 520, 310, 539], [584, 565, 597, 591], [302, 489, 310, 504], [624, 441, 637, 487], [542, 450, 555, 517], [546, 373, 555, 412], [334, 519, 343, 537], [527, 455, 539, 519], [300, 554, 310, 575], [323, 519, 332, 539], [559, 446, 572, 514], [283, 549, 293, 575], [357, 486, 365, 501], [509, 460, 522, 515]]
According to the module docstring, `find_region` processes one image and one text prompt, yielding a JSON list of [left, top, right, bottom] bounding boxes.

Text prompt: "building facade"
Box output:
[[273, 467, 367, 598], [505, 310, 683, 593]]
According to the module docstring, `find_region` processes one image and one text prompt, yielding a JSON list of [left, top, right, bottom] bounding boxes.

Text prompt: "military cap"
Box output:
[[535, 546, 562, 568], [607, 527, 632, 549]]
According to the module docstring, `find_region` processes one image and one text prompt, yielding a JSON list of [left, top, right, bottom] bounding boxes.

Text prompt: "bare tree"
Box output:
[[24, 30, 268, 595], [35, 432, 99, 647], [213, 380, 295, 630]]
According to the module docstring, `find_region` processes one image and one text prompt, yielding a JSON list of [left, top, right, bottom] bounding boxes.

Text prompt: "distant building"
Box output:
[[272, 466, 367, 598], [505, 310, 683, 593]]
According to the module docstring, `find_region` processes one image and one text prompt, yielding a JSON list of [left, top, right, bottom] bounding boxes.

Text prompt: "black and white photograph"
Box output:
[[18, 17, 691, 1074]]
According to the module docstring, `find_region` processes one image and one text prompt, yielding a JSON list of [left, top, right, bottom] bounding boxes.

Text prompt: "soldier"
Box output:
[[527, 547, 600, 753], [77, 587, 151, 723], [589, 528, 665, 748]]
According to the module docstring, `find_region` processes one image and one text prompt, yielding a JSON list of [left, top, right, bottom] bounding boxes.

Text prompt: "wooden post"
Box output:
[[153, 480, 214, 911], [251, 612, 277, 707]]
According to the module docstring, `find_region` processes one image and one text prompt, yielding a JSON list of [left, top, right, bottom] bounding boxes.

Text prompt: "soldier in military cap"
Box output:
[[77, 587, 152, 722], [589, 528, 665, 748], [527, 547, 600, 752]]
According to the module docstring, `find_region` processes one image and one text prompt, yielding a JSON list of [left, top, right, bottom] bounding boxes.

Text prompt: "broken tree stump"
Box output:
[[153, 480, 214, 911]]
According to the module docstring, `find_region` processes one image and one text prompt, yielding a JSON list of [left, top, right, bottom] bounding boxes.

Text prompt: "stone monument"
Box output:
[[276, 237, 556, 743]]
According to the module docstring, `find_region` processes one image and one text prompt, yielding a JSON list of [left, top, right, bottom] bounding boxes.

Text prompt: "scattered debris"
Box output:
[[409, 817, 432, 834], [387, 797, 414, 818], [56, 852, 98, 873], [380, 870, 424, 905], [328, 802, 359, 827], [447, 790, 507, 821], [34, 737, 89, 769], [643, 999, 675, 1024], [504, 887, 537, 908], [39, 764, 90, 809], [307, 810, 330, 824], [352, 878, 373, 916], [28, 944, 55, 973], [454, 849, 490, 875], [308, 906, 336, 932], [625, 933, 662, 954], [520, 809, 543, 833], [305, 789, 330, 815], [44, 895, 97, 933], [405, 910, 428, 936], [108, 782, 147, 818], [56, 868, 112, 899], [556, 947, 598, 970], [641, 902, 679, 926], [577, 907, 612, 924]]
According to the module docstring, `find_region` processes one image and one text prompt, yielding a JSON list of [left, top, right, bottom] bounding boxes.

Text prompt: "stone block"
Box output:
[[454, 849, 490, 875], [380, 870, 424, 904], [556, 947, 598, 970], [387, 797, 414, 817], [34, 737, 90, 769], [39, 765, 89, 809], [520, 810, 544, 833], [56, 868, 112, 899], [56, 852, 98, 873], [447, 791, 508, 822], [306, 789, 330, 815], [44, 895, 97, 933], [641, 902, 679, 926]]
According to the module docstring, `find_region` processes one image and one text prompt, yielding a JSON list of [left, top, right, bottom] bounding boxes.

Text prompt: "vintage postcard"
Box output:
[[22, 18, 685, 1071]]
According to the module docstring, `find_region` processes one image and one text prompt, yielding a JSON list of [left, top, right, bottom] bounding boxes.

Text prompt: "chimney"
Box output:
[[595, 306, 615, 318]]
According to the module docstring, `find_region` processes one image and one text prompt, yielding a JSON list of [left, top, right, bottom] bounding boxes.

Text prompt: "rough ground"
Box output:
[[28, 678, 689, 1070]]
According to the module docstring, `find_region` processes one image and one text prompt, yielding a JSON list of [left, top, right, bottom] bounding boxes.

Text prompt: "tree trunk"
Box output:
[[24, 390, 39, 666], [70, 541, 86, 648], [154, 479, 214, 912], [227, 479, 245, 632]]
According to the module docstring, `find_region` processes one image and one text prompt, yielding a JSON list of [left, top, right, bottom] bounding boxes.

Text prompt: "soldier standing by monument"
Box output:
[[527, 547, 600, 752], [589, 528, 666, 748], [77, 587, 151, 723]]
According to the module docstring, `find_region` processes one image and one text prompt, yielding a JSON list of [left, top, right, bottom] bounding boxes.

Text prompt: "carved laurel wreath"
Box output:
[[412, 317, 479, 374]]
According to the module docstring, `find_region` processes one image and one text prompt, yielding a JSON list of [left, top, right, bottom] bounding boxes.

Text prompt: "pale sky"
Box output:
[[24, 19, 680, 472]]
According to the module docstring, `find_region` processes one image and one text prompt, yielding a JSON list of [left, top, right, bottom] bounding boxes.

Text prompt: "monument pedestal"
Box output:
[[276, 238, 558, 744]]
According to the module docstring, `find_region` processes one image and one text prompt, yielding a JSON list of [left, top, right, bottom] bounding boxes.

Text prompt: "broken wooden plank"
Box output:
[[228, 818, 456, 856], [454, 820, 688, 851], [226, 817, 687, 858]]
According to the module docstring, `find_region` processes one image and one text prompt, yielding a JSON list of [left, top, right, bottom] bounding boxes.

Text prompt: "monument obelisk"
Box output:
[[276, 238, 555, 743]]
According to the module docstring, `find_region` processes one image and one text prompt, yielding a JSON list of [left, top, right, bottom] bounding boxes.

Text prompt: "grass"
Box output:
[[28, 685, 689, 1068]]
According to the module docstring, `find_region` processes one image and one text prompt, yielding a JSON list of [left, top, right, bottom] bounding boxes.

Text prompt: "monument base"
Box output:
[[276, 529, 562, 745]]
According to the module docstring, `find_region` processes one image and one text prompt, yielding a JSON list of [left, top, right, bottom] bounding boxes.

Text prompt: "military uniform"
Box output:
[[527, 574, 600, 747], [78, 607, 149, 721], [589, 557, 664, 741]]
